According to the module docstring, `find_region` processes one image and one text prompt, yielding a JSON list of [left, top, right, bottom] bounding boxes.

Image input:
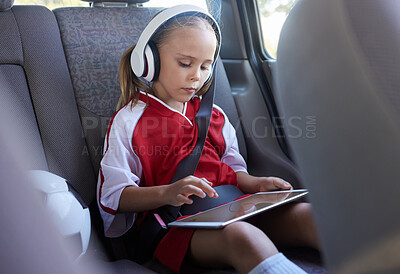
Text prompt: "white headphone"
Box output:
[[130, 4, 221, 82]]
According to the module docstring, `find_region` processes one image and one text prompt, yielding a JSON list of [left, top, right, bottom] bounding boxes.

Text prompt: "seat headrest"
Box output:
[[0, 0, 14, 11], [81, 0, 148, 4]]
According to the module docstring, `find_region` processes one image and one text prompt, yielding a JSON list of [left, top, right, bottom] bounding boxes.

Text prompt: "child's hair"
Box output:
[[117, 14, 219, 110]]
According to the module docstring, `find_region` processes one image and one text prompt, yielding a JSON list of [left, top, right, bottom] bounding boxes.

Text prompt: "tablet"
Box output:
[[168, 189, 308, 229]]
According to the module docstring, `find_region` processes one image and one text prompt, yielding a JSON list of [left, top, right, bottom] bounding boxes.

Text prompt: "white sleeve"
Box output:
[[97, 104, 144, 238], [214, 105, 248, 174]]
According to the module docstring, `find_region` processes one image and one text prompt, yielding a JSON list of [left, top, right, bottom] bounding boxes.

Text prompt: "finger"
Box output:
[[196, 178, 219, 198], [182, 184, 207, 199], [185, 176, 218, 198], [199, 178, 219, 198], [176, 194, 193, 205], [200, 177, 213, 187], [272, 178, 292, 190]]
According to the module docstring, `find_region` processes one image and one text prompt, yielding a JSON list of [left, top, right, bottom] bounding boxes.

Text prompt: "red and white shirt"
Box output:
[[97, 91, 247, 238]]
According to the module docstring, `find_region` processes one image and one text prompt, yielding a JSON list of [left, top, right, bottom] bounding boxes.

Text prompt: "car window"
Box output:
[[13, 0, 207, 10], [256, 0, 296, 59]]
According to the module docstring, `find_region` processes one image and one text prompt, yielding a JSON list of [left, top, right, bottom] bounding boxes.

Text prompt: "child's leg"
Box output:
[[248, 202, 320, 250], [189, 221, 304, 274]]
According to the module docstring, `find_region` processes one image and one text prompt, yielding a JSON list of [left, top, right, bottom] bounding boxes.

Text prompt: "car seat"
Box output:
[[0, 0, 155, 272], [275, 0, 400, 272]]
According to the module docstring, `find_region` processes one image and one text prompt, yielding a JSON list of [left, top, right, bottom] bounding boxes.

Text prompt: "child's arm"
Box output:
[[236, 171, 293, 194], [118, 176, 219, 213]]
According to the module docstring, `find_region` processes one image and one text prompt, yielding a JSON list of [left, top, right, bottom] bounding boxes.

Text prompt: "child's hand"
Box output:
[[165, 176, 219, 207], [236, 172, 293, 194], [256, 177, 293, 193]]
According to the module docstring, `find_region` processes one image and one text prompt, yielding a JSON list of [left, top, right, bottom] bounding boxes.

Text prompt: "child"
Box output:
[[97, 5, 319, 274]]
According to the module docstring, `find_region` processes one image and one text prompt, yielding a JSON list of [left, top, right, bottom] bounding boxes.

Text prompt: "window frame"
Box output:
[[254, 0, 293, 60], [235, 0, 292, 159]]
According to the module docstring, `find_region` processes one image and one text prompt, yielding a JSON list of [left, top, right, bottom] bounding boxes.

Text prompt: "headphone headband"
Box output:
[[131, 4, 221, 82]]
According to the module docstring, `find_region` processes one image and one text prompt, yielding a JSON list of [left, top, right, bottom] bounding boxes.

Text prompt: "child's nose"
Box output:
[[190, 67, 201, 81]]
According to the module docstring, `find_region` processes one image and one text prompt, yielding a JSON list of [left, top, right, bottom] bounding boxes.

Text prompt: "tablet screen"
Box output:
[[168, 189, 308, 229]]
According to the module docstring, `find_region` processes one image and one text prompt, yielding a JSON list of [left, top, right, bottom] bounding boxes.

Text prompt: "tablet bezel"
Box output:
[[168, 189, 308, 229]]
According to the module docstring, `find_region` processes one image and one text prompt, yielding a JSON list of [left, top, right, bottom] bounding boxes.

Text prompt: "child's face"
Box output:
[[152, 26, 217, 112]]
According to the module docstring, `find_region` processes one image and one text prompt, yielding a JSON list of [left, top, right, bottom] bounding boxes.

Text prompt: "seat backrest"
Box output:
[[0, 1, 48, 170], [275, 0, 400, 272], [0, 0, 97, 205], [53, 6, 161, 175], [53, 4, 247, 177]]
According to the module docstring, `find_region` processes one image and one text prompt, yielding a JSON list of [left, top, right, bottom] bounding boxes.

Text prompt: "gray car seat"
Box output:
[[276, 0, 400, 273], [0, 0, 154, 272]]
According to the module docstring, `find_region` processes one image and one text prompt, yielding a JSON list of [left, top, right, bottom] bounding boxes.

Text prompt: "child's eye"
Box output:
[[201, 66, 210, 71], [179, 62, 190, 68]]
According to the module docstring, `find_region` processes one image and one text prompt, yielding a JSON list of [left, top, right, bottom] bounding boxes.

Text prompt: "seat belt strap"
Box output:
[[156, 61, 218, 224], [170, 64, 216, 183]]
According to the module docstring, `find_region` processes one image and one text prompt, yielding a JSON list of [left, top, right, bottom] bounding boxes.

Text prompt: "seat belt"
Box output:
[[156, 61, 218, 224]]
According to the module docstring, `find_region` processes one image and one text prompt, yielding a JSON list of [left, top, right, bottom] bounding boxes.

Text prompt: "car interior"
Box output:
[[2, 0, 399, 272]]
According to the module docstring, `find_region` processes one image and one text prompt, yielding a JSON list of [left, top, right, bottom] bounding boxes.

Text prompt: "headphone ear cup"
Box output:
[[148, 41, 160, 82], [143, 42, 160, 82], [143, 45, 154, 82]]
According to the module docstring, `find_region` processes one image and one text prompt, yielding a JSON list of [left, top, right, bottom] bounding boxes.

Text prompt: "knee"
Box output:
[[222, 221, 255, 246], [222, 222, 277, 257], [291, 202, 314, 221], [220, 222, 279, 265], [222, 222, 257, 258], [291, 202, 320, 248]]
